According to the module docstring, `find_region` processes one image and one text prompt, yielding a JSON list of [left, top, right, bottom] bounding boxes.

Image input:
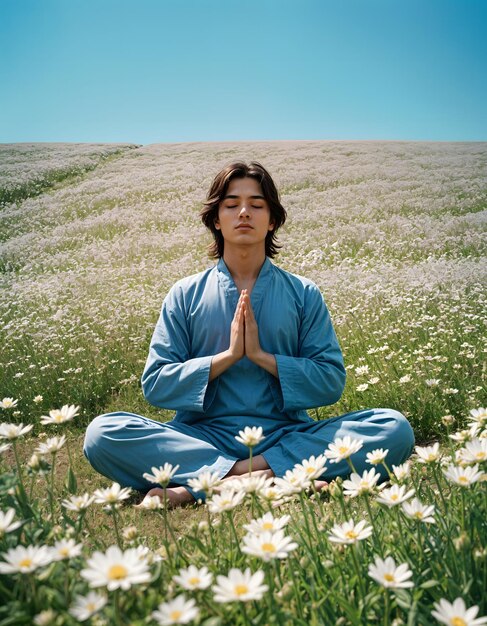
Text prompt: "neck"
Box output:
[[222, 245, 267, 283]]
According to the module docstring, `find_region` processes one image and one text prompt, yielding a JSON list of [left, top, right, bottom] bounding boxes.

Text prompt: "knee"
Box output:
[[83, 414, 113, 464], [385, 408, 415, 458]]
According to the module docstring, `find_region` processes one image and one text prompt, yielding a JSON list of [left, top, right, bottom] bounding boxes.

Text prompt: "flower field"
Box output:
[[0, 141, 486, 624]]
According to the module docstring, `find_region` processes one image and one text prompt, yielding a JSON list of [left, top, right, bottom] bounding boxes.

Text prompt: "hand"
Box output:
[[240, 290, 261, 360], [228, 291, 245, 361]]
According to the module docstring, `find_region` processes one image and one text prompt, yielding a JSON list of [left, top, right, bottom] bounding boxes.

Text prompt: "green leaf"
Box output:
[[66, 467, 77, 494]]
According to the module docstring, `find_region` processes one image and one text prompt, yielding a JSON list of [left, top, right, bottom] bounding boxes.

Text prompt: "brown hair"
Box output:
[[200, 161, 287, 259]]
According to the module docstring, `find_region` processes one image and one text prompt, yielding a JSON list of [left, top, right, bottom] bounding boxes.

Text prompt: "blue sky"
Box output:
[[1, 0, 486, 143]]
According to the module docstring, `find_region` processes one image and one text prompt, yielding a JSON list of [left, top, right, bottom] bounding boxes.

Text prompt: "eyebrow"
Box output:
[[223, 194, 265, 200]]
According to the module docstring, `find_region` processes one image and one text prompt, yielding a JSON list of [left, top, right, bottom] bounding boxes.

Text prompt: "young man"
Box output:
[[84, 162, 414, 505]]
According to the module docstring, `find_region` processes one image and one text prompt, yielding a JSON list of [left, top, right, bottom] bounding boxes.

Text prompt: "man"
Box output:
[[84, 162, 414, 505]]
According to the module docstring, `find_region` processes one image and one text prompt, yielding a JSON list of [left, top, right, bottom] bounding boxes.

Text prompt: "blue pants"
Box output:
[[83, 408, 415, 500]]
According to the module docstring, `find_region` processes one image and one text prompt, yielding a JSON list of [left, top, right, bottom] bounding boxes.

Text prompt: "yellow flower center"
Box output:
[[476, 453, 485, 460], [414, 512, 424, 519], [59, 548, 70, 556], [383, 573, 395, 582], [450, 618, 467, 626], [306, 467, 315, 474], [235, 584, 249, 596], [427, 454, 435, 461], [338, 446, 349, 454], [263, 522, 274, 530], [170, 611, 183, 620], [19, 558, 33, 568], [261, 543, 277, 552], [458, 476, 469, 484], [391, 494, 399, 501], [86, 603, 96, 612], [345, 530, 358, 540], [108, 564, 128, 580], [189, 577, 200, 586], [54, 414, 63, 422]]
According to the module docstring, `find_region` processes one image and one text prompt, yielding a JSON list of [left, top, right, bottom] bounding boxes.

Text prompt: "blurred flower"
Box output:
[[69, 592, 107, 621], [62, 493, 95, 512], [376, 484, 415, 507], [443, 463, 484, 487], [187, 471, 221, 496], [274, 468, 311, 494], [33, 395, 43, 404], [0, 508, 22, 537], [293, 454, 327, 480], [342, 468, 382, 497], [399, 375, 412, 384], [469, 408, 487, 427], [0, 423, 33, 440], [137, 495, 163, 510], [458, 439, 487, 464], [152, 595, 199, 625], [40, 404, 80, 425], [415, 442, 441, 463], [0, 443, 11, 454], [392, 461, 411, 482], [36, 434, 66, 455], [328, 519, 373, 545], [366, 448, 388, 465], [122, 525, 138, 541], [93, 483, 132, 505], [0, 545, 53, 574], [34, 610, 57, 625], [50, 538, 83, 561], [401, 498, 435, 523], [356, 384, 369, 392], [173, 565, 213, 590], [355, 365, 370, 376], [368, 555, 414, 588], [212, 567, 268, 602], [431, 597, 487, 626], [241, 529, 298, 561], [425, 379, 440, 387], [81, 545, 151, 590], [235, 426, 265, 447], [207, 489, 245, 514], [0, 398, 18, 409], [143, 463, 179, 487], [325, 436, 363, 463], [243, 512, 290, 535]]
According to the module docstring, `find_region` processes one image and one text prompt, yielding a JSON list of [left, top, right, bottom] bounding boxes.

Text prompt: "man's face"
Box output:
[[215, 177, 274, 250]]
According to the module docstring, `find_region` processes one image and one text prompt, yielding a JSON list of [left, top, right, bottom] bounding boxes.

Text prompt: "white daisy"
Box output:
[[137, 495, 163, 510], [50, 538, 83, 561], [401, 498, 435, 523], [431, 597, 487, 626], [325, 436, 364, 463], [415, 442, 441, 463], [93, 483, 132, 505], [33, 395, 43, 404], [36, 435, 66, 455], [207, 489, 245, 514], [342, 468, 382, 497], [40, 404, 80, 425], [0, 443, 11, 454], [376, 484, 415, 507], [235, 426, 265, 447], [0, 423, 33, 440], [69, 592, 107, 621], [469, 408, 487, 427], [392, 461, 411, 482], [152, 594, 199, 625], [143, 463, 179, 487], [0, 545, 53, 574], [328, 519, 373, 545], [186, 471, 221, 496], [241, 529, 298, 561], [0, 398, 18, 409], [173, 565, 213, 590], [34, 610, 56, 625], [366, 448, 389, 465], [243, 512, 291, 535], [212, 568, 268, 603], [443, 463, 484, 487], [368, 555, 414, 589], [292, 454, 327, 480], [273, 468, 312, 494], [458, 439, 487, 464], [62, 493, 95, 512], [80, 545, 151, 590], [0, 508, 22, 537]]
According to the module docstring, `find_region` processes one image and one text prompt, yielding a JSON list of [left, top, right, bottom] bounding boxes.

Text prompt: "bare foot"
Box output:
[[138, 486, 195, 508]]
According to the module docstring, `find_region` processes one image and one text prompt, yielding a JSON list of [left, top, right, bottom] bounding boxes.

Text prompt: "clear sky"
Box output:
[[1, 0, 486, 144]]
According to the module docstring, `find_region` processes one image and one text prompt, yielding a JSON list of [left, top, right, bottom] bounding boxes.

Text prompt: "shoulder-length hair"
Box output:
[[200, 161, 287, 259]]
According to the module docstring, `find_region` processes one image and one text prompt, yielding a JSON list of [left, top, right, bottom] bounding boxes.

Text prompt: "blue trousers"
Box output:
[[83, 408, 415, 500]]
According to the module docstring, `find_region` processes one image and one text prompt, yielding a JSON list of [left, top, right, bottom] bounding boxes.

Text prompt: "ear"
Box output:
[[214, 217, 221, 230], [268, 219, 275, 232]]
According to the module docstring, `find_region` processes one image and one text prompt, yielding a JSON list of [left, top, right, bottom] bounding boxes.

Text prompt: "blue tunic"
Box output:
[[83, 258, 415, 496]]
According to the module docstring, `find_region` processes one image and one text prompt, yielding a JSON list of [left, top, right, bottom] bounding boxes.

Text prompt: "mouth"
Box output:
[[235, 224, 253, 230]]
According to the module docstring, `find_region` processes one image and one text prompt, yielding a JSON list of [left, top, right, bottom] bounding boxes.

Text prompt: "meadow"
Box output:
[[0, 141, 486, 625]]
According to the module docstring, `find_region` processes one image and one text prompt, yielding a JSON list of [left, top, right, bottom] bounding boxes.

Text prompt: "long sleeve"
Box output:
[[141, 285, 219, 412], [269, 284, 346, 412]]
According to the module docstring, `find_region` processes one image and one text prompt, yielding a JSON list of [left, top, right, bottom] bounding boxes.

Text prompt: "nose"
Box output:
[[239, 204, 250, 217]]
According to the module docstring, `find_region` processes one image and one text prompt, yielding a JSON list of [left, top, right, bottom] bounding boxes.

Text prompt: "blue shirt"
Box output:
[[141, 257, 346, 437]]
